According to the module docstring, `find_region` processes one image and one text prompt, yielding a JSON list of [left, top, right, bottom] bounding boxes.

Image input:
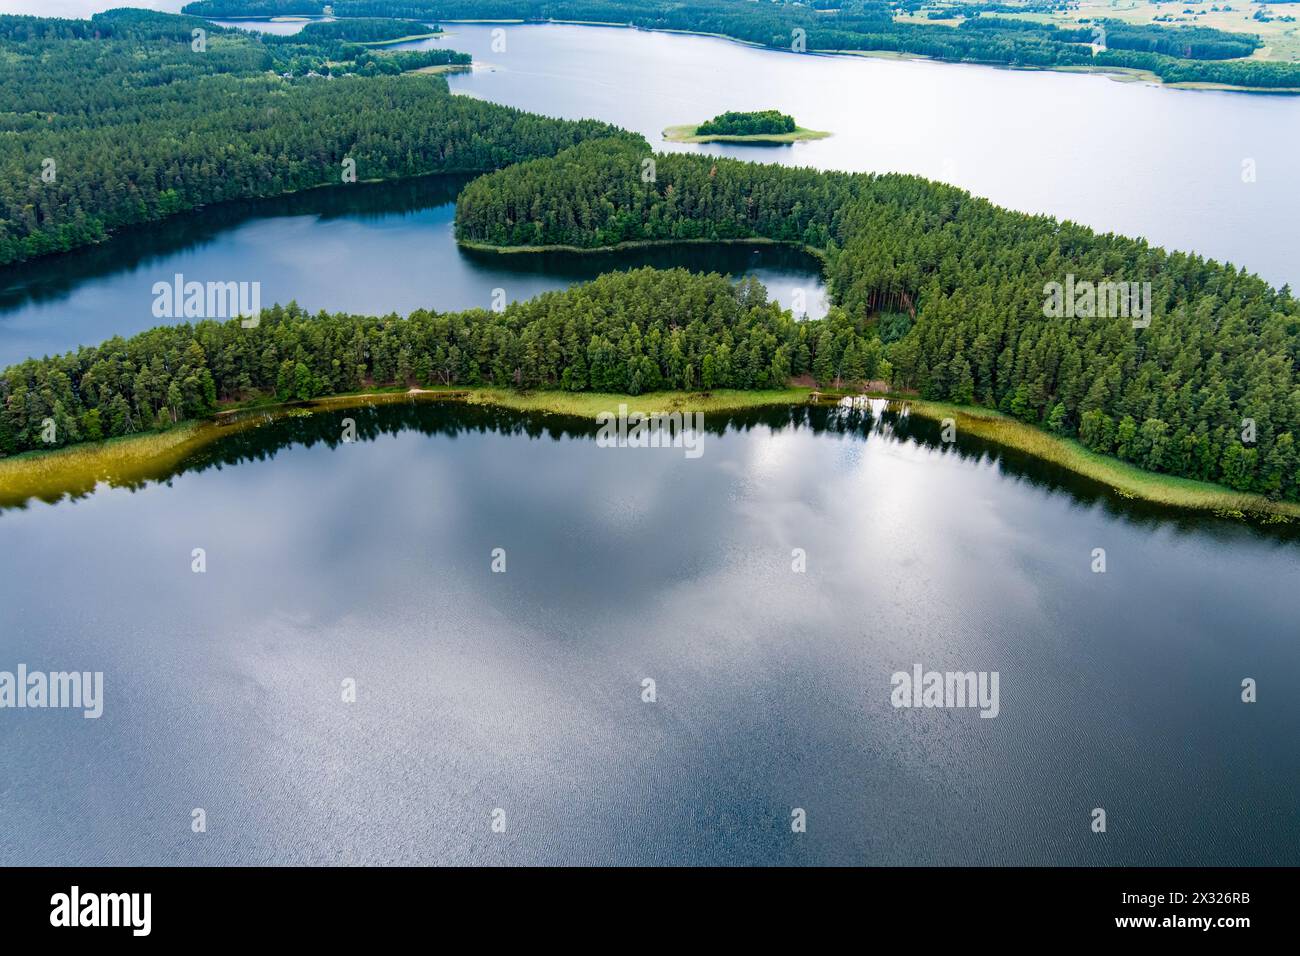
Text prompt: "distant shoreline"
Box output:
[[196, 13, 1300, 94], [412, 18, 1300, 94]]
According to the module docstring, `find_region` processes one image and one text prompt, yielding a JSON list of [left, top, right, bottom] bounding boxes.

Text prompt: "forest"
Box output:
[[455, 136, 1300, 501], [696, 111, 797, 136], [1095, 21, 1261, 61], [286, 17, 438, 42], [0, 9, 613, 266], [0, 268, 884, 452], [4, 7, 1299, 506], [257, 15, 468, 73], [179, 0, 1300, 88]]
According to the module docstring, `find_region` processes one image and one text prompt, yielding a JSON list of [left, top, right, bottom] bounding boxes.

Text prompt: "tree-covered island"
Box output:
[[663, 110, 830, 144]]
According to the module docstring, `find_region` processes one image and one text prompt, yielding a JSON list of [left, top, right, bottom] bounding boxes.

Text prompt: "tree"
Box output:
[[293, 362, 315, 401]]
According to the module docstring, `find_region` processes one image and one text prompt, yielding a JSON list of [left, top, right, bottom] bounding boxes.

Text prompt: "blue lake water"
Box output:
[[0, 176, 827, 368], [2, 401, 1297, 865], [0, 8, 1298, 867]]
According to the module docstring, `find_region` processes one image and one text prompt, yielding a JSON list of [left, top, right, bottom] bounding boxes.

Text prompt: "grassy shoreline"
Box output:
[[3, 385, 1297, 519], [457, 236, 827, 260], [662, 124, 831, 144], [359, 31, 445, 46], [829, 49, 1300, 94], [891, 396, 1300, 519], [408, 63, 473, 75], [0, 387, 809, 509]]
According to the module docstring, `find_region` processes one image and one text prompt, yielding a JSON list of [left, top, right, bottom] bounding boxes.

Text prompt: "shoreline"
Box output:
[[3, 385, 1297, 520], [439, 19, 768, 48], [434, 18, 1299, 94], [662, 124, 831, 145], [0, 387, 808, 510], [360, 31, 445, 46], [829, 49, 1300, 95], [408, 63, 472, 75], [457, 236, 828, 260], [0, 167, 486, 272], [8, 17, 1288, 272], [891, 396, 1300, 520]]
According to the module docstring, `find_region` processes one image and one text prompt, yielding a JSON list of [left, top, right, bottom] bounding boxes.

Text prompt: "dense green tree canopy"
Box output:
[[0, 9, 615, 265], [0, 268, 884, 453], [289, 17, 437, 42], [5, 8, 1298, 507], [456, 136, 1300, 501], [697, 111, 797, 136]]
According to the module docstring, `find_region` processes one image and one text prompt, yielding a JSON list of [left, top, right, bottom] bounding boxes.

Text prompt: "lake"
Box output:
[[1, 6, 1299, 868], [0, 175, 826, 368], [406, 22, 1300, 289], [8, 4, 1300, 286], [4, 18, 1300, 365], [2, 399, 1297, 865]]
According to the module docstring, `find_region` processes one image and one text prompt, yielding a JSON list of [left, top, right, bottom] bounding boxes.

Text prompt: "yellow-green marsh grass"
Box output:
[[0, 387, 811, 509], [458, 386, 812, 418], [892, 398, 1300, 519], [5, 385, 1296, 519]]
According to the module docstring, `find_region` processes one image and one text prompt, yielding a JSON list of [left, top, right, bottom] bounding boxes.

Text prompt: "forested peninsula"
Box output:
[[455, 137, 1300, 503], [0, 267, 881, 447], [0, 9, 613, 266], [180, 0, 1300, 91]]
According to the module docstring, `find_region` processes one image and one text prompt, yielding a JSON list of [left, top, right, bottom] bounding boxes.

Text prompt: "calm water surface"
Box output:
[[2, 3, 1298, 868], [208, 16, 333, 36], [0, 176, 826, 367], [405, 23, 1300, 287], [1, 402, 1297, 865]]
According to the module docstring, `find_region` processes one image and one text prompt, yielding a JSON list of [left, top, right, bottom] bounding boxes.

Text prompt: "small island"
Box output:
[[663, 110, 830, 144]]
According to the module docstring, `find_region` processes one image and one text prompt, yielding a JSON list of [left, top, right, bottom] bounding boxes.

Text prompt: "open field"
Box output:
[[901, 0, 1300, 63], [833, 46, 1300, 91]]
